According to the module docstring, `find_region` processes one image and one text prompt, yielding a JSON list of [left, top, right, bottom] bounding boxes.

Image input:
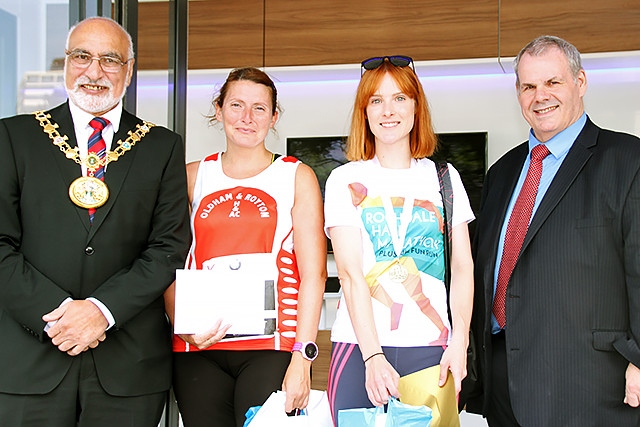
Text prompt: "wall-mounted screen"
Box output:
[[285, 136, 348, 198], [431, 132, 487, 238], [287, 133, 487, 292], [287, 132, 486, 251], [286, 136, 347, 260]]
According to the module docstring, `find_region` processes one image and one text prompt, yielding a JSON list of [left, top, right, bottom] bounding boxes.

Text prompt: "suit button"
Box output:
[[85, 246, 95, 256]]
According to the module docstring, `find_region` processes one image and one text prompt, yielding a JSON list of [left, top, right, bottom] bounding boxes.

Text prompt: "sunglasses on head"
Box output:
[[361, 55, 415, 76]]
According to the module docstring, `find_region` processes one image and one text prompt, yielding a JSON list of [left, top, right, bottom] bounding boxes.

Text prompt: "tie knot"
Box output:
[[531, 144, 550, 162], [90, 117, 109, 131]]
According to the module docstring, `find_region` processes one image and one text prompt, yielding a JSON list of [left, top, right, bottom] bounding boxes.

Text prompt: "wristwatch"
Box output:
[[292, 341, 318, 361]]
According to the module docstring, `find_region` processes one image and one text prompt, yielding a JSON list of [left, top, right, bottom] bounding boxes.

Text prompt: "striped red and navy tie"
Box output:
[[87, 117, 109, 222]]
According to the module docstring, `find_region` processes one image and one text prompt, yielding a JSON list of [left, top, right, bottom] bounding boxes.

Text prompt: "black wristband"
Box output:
[[363, 352, 384, 364]]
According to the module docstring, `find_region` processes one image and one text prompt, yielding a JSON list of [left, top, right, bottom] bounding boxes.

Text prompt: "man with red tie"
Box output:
[[0, 17, 190, 426], [463, 35, 640, 425]]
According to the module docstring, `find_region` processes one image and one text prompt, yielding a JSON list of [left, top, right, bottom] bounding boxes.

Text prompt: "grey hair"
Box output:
[[513, 35, 583, 85], [65, 16, 135, 60]]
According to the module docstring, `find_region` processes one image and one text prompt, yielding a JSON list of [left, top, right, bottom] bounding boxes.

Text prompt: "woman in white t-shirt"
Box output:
[[324, 56, 474, 426]]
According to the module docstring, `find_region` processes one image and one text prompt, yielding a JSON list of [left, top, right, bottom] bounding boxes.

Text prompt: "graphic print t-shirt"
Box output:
[[173, 153, 301, 353], [324, 157, 474, 347]]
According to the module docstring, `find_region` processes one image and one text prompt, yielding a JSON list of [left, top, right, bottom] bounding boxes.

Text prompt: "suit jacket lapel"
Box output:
[[88, 110, 142, 237], [47, 103, 93, 232], [522, 119, 598, 251], [489, 147, 528, 242]]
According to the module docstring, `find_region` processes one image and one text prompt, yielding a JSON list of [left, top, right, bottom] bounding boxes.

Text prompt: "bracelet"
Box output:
[[363, 352, 384, 364]]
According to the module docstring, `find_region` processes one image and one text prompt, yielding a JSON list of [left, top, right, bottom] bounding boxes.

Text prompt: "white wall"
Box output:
[[138, 54, 640, 427], [136, 52, 640, 167], [135, 52, 639, 427]]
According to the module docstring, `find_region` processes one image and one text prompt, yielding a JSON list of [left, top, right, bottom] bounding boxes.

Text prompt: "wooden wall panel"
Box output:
[[136, 1, 640, 70], [311, 330, 331, 391], [264, 0, 499, 67], [188, 0, 264, 69], [137, 2, 170, 70], [500, 0, 640, 58], [137, 0, 264, 70]]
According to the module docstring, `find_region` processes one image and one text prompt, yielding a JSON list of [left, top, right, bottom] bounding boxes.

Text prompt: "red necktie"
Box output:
[[493, 144, 550, 328], [87, 117, 109, 222]]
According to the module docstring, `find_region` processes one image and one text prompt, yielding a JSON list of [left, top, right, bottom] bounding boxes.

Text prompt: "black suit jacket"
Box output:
[[466, 118, 640, 425], [0, 102, 190, 396]]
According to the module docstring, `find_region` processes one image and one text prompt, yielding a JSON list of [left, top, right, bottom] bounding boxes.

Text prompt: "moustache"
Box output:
[[73, 76, 113, 90]]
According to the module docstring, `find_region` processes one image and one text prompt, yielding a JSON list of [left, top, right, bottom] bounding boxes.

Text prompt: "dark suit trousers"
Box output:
[[0, 351, 166, 427], [486, 331, 522, 427]]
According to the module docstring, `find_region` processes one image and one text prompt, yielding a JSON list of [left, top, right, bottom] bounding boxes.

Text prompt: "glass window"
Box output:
[[0, 0, 70, 119]]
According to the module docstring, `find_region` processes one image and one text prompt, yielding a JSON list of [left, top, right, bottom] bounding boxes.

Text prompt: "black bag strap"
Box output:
[[436, 161, 454, 321], [436, 161, 453, 288], [436, 161, 480, 407]]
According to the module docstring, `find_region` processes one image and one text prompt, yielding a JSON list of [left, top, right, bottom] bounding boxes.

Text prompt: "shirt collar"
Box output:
[[68, 100, 123, 134], [528, 113, 587, 159]]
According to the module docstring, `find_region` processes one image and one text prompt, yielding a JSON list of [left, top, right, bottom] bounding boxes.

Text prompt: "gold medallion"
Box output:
[[388, 262, 409, 283], [69, 176, 109, 209], [34, 111, 154, 211]]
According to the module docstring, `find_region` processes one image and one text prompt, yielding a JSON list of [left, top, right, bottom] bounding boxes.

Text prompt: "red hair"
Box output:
[[346, 61, 437, 161]]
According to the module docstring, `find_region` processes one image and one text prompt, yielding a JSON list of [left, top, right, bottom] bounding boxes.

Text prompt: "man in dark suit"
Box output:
[[464, 35, 640, 425], [0, 17, 190, 426]]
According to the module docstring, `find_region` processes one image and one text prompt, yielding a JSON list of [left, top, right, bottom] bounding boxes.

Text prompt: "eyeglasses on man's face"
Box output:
[[65, 50, 132, 73], [361, 55, 415, 76]]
